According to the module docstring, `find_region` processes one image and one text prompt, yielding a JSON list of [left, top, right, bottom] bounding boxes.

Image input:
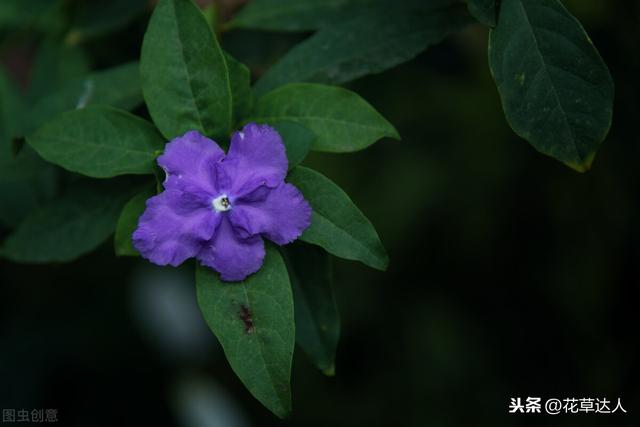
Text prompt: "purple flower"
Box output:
[[132, 123, 312, 281]]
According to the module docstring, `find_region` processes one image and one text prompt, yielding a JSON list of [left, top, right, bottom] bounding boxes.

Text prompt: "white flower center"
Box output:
[[212, 194, 232, 212]]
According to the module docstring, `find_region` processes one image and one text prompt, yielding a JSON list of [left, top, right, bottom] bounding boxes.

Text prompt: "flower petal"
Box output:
[[197, 215, 265, 281], [220, 123, 288, 197], [158, 130, 225, 194], [133, 190, 220, 266], [230, 183, 312, 245]]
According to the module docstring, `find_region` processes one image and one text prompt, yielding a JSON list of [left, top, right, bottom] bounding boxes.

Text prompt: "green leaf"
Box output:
[[283, 242, 339, 376], [271, 121, 313, 169], [254, 3, 471, 94], [250, 83, 399, 153], [467, 0, 497, 27], [196, 245, 294, 418], [27, 106, 164, 178], [228, 0, 364, 32], [0, 151, 57, 228], [202, 4, 218, 30], [0, 71, 56, 227], [0, 0, 42, 28], [27, 39, 90, 103], [1, 181, 132, 263], [66, 0, 148, 44], [140, 0, 232, 140], [0, 69, 23, 145], [0, 0, 65, 33], [26, 62, 144, 136], [114, 186, 155, 256], [228, 0, 460, 32], [225, 53, 253, 124], [488, 0, 614, 172], [79, 62, 143, 111], [0, 133, 57, 228], [287, 167, 388, 270]]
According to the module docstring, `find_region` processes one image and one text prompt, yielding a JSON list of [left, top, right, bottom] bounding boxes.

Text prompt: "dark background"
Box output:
[[1, 0, 639, 426]]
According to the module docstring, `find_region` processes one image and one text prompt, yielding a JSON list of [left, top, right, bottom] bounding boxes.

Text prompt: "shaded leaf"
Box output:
[[66, 0, 148, 43], [27, 106, 164, 178], [202, 4, 218, 30], [0, 71, 56, 227], [0, 0, 65, 33], [26, 62, 144, 135], [0, 69, 23, 145], [196, 245, 294, 418], [27, 39, 90, 103], [114, 186, 155, 256], [1, 181, 132, 263], [467, 0, 497, 27], [140, 0, 232, 140], [283, 242, 339, 375], [228, 0, 366, 32], [250, 83, 399, 153], [0, 146, 57, 228], [271, 121, 313, 169], [488, 0, 614, 171], [254, 2, 471, 94], [229, 0, 457, 32], [287, 167, 388, 270], [226, 52, 253, 124]]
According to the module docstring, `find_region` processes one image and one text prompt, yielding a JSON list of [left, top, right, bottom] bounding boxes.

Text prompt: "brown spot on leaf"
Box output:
[[239, 305, 255, 334]]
